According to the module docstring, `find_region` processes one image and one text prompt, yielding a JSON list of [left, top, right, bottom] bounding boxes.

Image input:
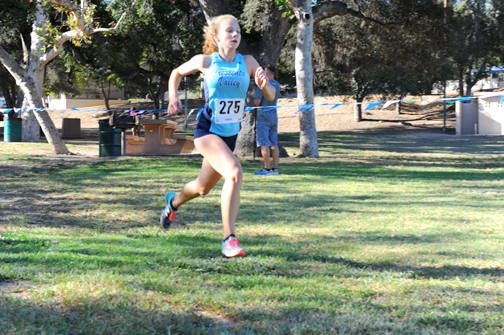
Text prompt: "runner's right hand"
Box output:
[[168, 98, 182, 116]]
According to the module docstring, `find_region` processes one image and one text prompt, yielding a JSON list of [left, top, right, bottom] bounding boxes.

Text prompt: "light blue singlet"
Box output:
[[203, 52, 250, 137]]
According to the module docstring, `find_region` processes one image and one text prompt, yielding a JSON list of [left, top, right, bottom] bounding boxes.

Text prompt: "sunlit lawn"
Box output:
[[1, 132, 504, 334]]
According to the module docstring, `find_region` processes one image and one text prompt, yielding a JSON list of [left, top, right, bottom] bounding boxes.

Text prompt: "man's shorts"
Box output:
[[256, 120, 278, 147]]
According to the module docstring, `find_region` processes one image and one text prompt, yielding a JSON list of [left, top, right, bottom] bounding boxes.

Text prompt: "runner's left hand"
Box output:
[[254, 67, 268, 90]]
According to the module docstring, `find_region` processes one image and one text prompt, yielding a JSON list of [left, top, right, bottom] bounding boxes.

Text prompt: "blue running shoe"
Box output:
[[272, 169, 279, 175], [254, 168, 273, 176], [222, 236, 246, 258], [160, 191, 177, 229]]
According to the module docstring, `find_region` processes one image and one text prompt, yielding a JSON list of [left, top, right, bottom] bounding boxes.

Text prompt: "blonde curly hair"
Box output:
[[203, 14, 239, 55]]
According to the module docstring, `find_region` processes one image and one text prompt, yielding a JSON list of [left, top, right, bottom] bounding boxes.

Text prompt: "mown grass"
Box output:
[[1, 132, 504, 334]]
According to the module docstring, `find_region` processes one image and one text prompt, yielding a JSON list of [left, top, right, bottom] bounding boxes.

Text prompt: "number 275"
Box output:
[[218, 100, 241, 114]]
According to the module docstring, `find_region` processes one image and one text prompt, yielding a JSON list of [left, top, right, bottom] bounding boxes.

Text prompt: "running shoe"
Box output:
[[272, 169, 279, 175], [222, 236, 246, 258], [160, 191, 177, 229], [254, 168, 273, 176]]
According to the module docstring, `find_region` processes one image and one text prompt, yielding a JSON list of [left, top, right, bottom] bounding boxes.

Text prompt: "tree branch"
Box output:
[[312, 0, 399, 28], [312, 1, 348, 27], [0, 46, 26, 84], [16, 29, 29, 65], [45, 0, 80, 10], [112, 0, 140, 32], [198, 0, 229, 23], [39, 30, 79, 67], [38, 0, 139, 67], [346, 7, 386, 26]]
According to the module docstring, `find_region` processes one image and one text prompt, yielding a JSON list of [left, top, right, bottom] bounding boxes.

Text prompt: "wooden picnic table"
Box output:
[[124, 119, 195, 155]]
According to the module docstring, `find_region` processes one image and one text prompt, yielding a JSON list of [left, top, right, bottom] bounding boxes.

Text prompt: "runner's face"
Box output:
[[215, 18, 241, 50]]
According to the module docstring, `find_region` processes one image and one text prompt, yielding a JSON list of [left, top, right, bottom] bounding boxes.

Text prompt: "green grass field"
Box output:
[[1, 132, 504, 334]]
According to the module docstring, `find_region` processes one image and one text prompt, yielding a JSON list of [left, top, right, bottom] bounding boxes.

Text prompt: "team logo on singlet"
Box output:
[[212, 69, 247, 89]]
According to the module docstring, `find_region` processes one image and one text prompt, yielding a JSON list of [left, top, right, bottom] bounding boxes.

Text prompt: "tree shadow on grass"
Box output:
[[2, 164, 503, 231], [6, 231, 501, 281], [0, 294, 235, 335], [0, 272, 500, 334], [239, 232, 504, 280], [0, 225, 495, 275], [281, 131, 504, 156], [0, 294, 421, 334], [2, 145, 504, 223], [270, 157, 504, 181], [2, 230, 503, 334]]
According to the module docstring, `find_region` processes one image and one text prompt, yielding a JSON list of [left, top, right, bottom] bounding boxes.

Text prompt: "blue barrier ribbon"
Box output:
[[196, 108, 205, 120], [325, 104, 343, 112], [10, 94, 504, 116], [364, 102, 383, 111]]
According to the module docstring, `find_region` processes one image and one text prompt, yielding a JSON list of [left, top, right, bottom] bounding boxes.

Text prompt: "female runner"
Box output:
[[161, 14, 276, 257]]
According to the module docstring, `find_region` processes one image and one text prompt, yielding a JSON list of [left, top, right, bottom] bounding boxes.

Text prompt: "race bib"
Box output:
[[214, 98, 245, 124]]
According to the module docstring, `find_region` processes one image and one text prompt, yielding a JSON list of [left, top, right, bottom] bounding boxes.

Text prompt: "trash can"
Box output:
[[98, 119, 121, 157], [4, 117, 22, 142], [62, 118, 81, 139]]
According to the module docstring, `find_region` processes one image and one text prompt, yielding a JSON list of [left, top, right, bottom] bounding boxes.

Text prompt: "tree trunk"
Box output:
[[35, 109, 69, 154], [22, 3, 70, 153], [17, 68, 70, 153], [354, 97, 363, 122], [15, 90, 24, 108], [458, 69, 465, 97], [148, 76, 161, 110], [101, 85, 111, 111], [466, 86, 472, 98], [395, 101, 401, 115], [234, 106, 257, 157], [18, 44, 44, 143], [234, 105, 290, 157], [155, 78, 165, 110], [0, 79, 17, 108], [293, 0, 319, 158]]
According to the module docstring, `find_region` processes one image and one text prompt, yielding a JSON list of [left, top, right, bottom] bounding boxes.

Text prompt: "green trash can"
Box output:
[[98, 119, 121, 157], [4, 117, 22, 142]]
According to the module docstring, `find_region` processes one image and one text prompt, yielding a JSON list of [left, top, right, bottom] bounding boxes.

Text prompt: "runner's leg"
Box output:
[[171, 157, 222, 208], [191, 134, 243, 239]]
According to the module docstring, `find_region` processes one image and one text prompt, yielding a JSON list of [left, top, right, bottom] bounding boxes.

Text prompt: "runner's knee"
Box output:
[[226, 166, 243, 185], [196, 183, 213, 196]]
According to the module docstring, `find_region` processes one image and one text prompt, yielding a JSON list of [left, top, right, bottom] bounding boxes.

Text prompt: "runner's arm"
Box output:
[[168, 55, 209, 115], [244, 55, 276, 101]]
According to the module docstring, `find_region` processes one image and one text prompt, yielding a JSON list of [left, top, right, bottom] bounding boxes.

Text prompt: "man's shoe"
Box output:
[[160, 191, 177, 229], [254, 168, 273, 176], [272, 169, 279, 175], [222, 236, 246, 258]]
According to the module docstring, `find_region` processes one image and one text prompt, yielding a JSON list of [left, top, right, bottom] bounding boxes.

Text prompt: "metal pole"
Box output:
[[443, 81, 447, 133], [443, 0, 447, 133], [184, 77, 188, 129], [252, 108, 257, 161], [490, 68, 493, 89], [121, 129, 127, 156]]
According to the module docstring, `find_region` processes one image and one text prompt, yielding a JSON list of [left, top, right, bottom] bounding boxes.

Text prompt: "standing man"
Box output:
[[254, 63, 282, 176]]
